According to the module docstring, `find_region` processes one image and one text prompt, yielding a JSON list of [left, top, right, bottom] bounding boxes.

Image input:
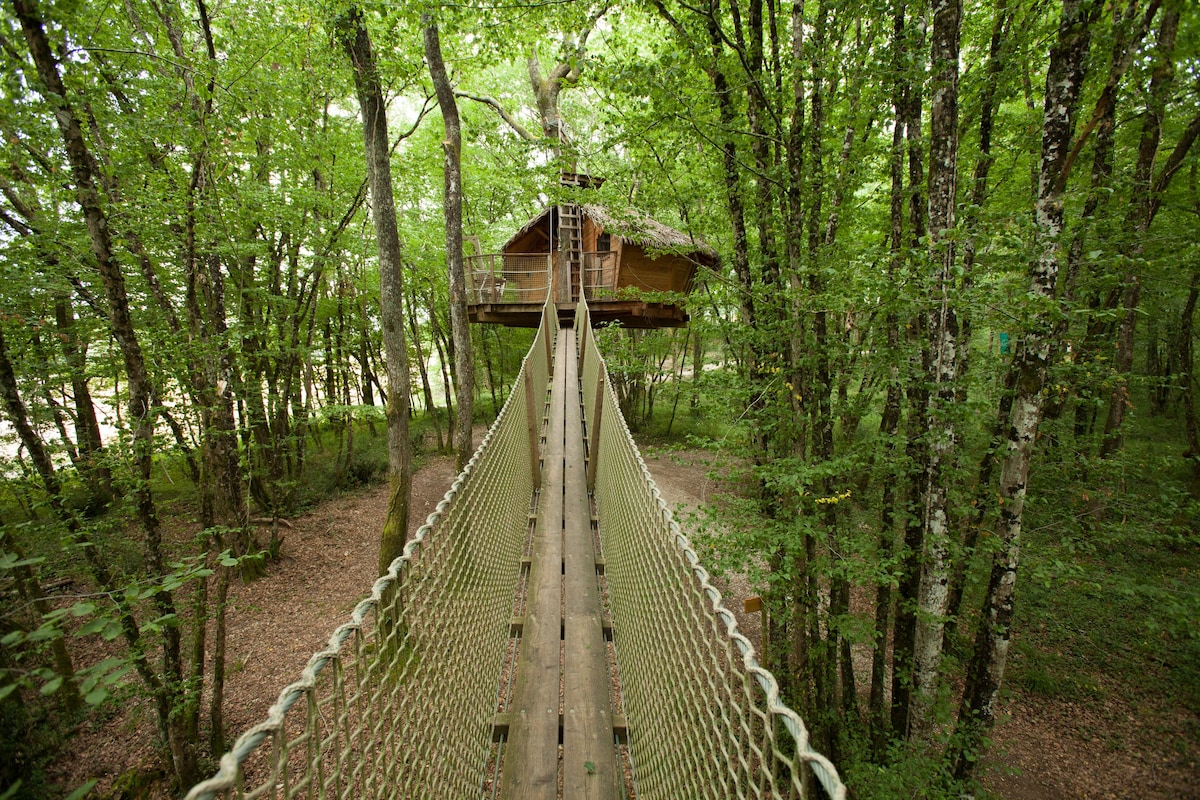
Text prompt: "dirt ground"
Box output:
[[53, 443, 1197, 799]]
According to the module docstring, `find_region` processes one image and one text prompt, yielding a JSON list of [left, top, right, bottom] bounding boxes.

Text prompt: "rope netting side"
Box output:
[[184, 303, 558, 800], [580, 318, 846, 800]]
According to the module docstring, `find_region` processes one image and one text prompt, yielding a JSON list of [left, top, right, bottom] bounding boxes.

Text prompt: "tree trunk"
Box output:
[[909, 0, 962, 740], [1180, 270, 1200, 495], [427, 295, 457, 449], [337, 6, 413, 574], [951, 0, 1097, 778], [10, 0, 194, 783], [0, 328, 82, 713], [890, 0, 927, 739], [1101, 4, 1182, 457], [424, 14, 474, 470], [869, 27, 908, 752], [406, 287, 443, 450], [54, 296, 113, 512]]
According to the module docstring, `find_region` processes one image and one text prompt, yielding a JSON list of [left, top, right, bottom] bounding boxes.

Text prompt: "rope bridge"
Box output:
[[185, 299, 845, 800]]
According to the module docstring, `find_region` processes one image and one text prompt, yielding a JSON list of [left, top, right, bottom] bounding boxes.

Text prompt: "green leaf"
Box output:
[[76, 618, 108, 637], [84, 687, 109, 706], [584, 760, 595, 774], [40, 676, 63, 695], [69, 602, 96, 617], [1, 631, 23, 647], [64, 780, 97, 800], [0, 684, 17, 703], [102, 662, 133, 685], [220, 555, 239, 567], [0, 779, 23, 800], [27, 625, 60, 642]]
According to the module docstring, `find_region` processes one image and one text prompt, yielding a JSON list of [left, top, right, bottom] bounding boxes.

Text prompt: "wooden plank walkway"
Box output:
[[499, 322, 619, 799]]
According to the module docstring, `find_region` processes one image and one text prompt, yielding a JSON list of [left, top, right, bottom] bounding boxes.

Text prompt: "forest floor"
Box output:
[[53, 441, 1198, 799]]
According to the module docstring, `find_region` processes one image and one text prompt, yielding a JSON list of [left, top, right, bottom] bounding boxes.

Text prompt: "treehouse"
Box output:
[[467, 176, 717, 328]]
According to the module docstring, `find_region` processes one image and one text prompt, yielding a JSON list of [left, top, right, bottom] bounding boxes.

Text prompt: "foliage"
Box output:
[[0, 0, 1198, 794]]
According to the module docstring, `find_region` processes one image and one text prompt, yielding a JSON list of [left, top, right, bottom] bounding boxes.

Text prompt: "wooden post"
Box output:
[[543, 303, 554, 373], [586, 372, 604, 490], [577, 314, 588, 382], [745, 596, 767, 654], [524, 365, 541, 490]]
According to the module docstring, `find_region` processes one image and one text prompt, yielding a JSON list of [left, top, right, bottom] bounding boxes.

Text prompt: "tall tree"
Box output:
[[337, 6, 414, 573], [909, 0, 963, 739], [951, 0, 1100, 778], [1100, 1, 1195, 456], [424, 11, 475, 471]]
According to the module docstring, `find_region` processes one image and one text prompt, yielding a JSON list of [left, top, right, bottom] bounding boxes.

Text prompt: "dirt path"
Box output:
[[54, 454, 458, 799]]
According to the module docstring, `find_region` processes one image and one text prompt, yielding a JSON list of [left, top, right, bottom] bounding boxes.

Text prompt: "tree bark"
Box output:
[[951, 0, 1097, 778], [908, 0, 962, 740], [1180, 269, 1200, 495], [337, 6, 412, 574], [424, 14, 474, 471], [1100, 4, 1182, 457], [891, 0, 928, 740], [10, 0, 193, 783], [55, 295, 114, 512], [0, 327, 83, 713]]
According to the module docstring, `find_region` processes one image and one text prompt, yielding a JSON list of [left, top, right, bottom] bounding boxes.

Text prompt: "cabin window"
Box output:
[[597, 232, 611, 252]]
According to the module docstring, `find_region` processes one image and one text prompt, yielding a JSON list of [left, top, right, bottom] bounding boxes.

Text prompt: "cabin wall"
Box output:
[[582, 218, 600, 252], [616, 246, 694, 294], [505, 226, 551, 254]]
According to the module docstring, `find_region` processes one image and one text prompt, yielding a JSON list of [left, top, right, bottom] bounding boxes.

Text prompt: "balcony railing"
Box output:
[[467, 253, 551, 305], [581, 251, 617, 300], [467, 251, 623, 306]]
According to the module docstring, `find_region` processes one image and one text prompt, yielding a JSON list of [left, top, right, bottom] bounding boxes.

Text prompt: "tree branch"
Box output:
[[1057, 0, 1161, 189], [1149, 108, 1200, 220], [454, 90, 538, 141]]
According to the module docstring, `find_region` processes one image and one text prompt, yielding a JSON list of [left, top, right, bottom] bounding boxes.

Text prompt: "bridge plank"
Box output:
[[499, 330, 568, 800], [561, 329, 619, 799]]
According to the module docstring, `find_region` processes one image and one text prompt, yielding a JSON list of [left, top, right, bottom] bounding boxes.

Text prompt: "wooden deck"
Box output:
[[499, 322, 620, 799], [469, 298, 689, 328]]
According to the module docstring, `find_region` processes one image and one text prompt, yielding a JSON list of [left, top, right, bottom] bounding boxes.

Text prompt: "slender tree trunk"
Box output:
[[909, 0, 962, 739], [1180, 269, 1200, 495], [406, 287, 443, 450], [10, 0, 194, 782], [870, 34, 908, 753], [54, 296, 113, 511], [891, 0, 927, 739], [424, 14, 474, 470], [428, 298, 457, 448], [0, 328, 82, 713], [337, 6, 412, 573], [1101, 4, 1182, 457], [951, 0, 1097, 778]]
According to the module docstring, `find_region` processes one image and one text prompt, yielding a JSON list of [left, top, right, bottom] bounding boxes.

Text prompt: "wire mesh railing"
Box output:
[[581, 251, 617, 300], [578, 299, 846, 800], [183, 302, 558, 800], [467, 253, 552, 304], [185, 293, 844, 800]]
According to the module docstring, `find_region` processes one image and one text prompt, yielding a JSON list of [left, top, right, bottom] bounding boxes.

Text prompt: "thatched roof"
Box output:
[[502, 204, 718, 263]]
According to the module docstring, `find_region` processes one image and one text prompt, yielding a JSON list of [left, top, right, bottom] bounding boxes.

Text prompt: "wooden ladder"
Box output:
[[559, 203, 583, 302]]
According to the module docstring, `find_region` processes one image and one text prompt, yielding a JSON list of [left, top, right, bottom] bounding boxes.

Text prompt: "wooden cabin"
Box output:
[[467, 178, 717, 328]]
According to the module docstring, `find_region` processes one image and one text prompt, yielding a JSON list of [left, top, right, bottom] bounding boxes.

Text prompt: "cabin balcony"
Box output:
[[467, 252, 692, 329]]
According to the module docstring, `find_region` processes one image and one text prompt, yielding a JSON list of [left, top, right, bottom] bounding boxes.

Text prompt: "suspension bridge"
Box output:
[[184, 296, 846, 800]]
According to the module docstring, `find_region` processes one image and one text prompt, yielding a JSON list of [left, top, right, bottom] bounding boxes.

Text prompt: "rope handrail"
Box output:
[[183, 295, 845, 800], [184, 300, 557, 800], [578, 297, 846, 799]]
